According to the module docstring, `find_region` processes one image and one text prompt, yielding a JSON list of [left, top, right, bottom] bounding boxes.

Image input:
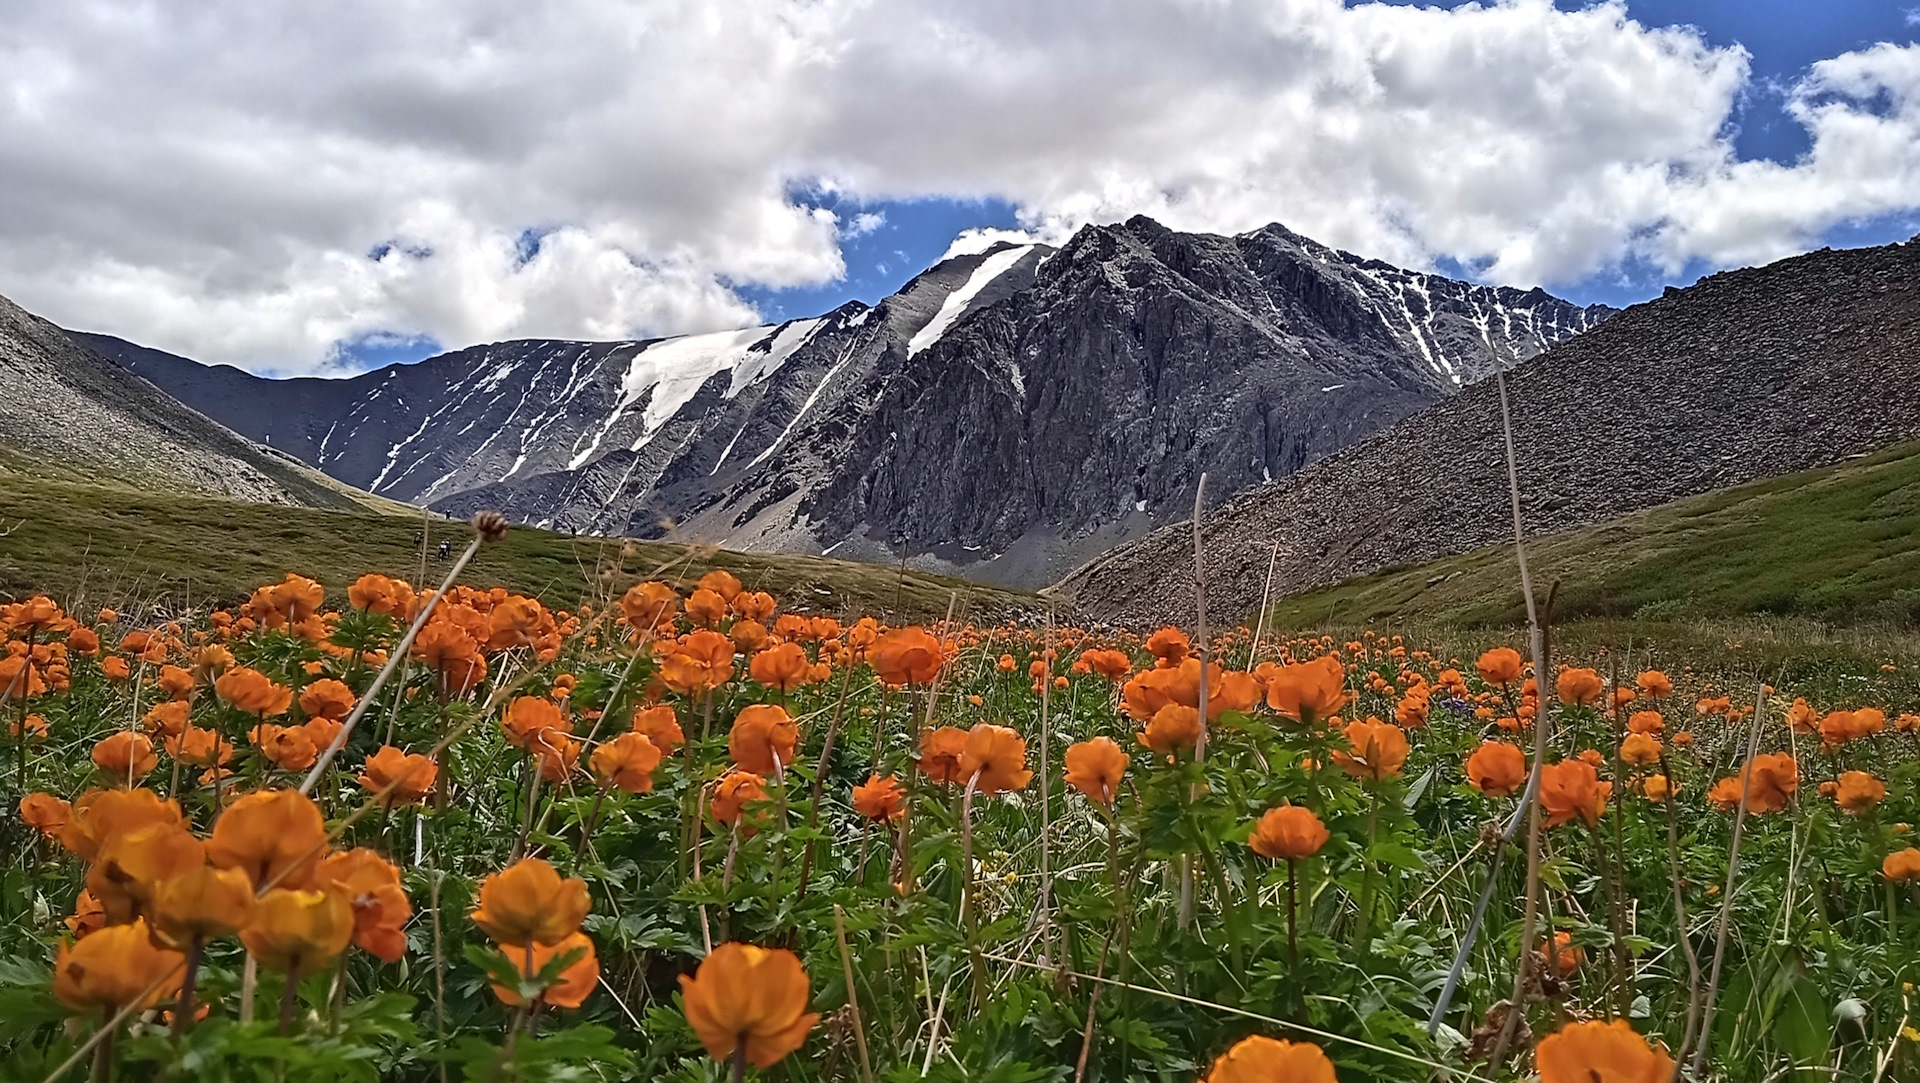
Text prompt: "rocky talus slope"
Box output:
[[1054, 236, 1920, 627]]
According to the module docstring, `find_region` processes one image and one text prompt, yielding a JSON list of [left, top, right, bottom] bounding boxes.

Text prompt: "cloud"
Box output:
[[0, 0, 1915, 373], [841, 212, 888, 239]]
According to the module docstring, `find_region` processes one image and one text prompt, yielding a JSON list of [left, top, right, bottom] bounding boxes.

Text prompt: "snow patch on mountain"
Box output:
[[908, 244, 1036, 357]]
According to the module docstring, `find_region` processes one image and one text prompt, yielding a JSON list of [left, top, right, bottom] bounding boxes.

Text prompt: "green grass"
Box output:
[[1267, 439, 1920, 633], [0, 476, 1037, 621]]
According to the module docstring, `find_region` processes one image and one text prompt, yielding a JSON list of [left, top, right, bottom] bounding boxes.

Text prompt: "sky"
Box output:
[[1, 0, 1916, 376]]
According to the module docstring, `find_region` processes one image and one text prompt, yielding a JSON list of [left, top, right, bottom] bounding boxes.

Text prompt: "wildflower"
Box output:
[[298, 679, 355, 720], [710, 771, 770, 830], [359, 746, 438, 806], [1787, 698, 1819, 733], [749, 642, 812, 692], [491, 931, 599, 1009], [1265, 655, 1347, 723], [1882, 848, 1920, 882], [471, 858, 591, 946], [732, 590, 776, 622], [1535, 1019, 1675, 1083], [314, 849, 411, 962], [157, 665, 196, 700], [1249, 806, 1329, 861], [1212, 669, 1263, 717], [1706, 753, 1799, 815], [869, 627, 945, 686], [1635, 671, 1673, 699], [1556, 668, 1604, 706], [1079, 649, 1133, 680], [918, 727, 969, 784], [1138, 703, 1203, 759], [1627, 710, 1664, 735], [590, 733, 663, 794], [53, 919, 184, 1011], [1203, 1035, 1337, 1083], [698, 568, 744, 600], [244, 888, 354, 975], [661, 629, 736, 693], [67, 890, 107, 939], [731, 620, 770, 653], [1834, 770, 1886, 814], [1619, 733, 1663, 766], [252, 724, 318, 773], [166, 725, 233, 768], [348, 573, 413, 616], [1540, 760, 1611, 829], [1121, 666, 1188, 721], [619, 581, 680, 632], [207, 789, 329, 891], [1643, 774, 1672, 802], [1540, 931, 1584, 976], [101, 656, 131, 682], [1063, 737, 1129, 807], [1466, 741, 1528, 797], [58, 787, 185, 861], [502, 696, 569, 750], [685, 588, 730, 628], [20, 792, 71, 838], [88, 822, 206, 924], [679, 942, 819, 1069], [1333, 719, 1408, 781], [1145, 627, 1190, 666], [728, 704, 799, 775], [92, 732, 158, 780], [851, 774, 907, 821], [213, 666, 293, 717], [630, 704, 686, 754], [959, 724, 1032, 793], [1476, 647, 1524, 686], [150, 866, 256, 948]]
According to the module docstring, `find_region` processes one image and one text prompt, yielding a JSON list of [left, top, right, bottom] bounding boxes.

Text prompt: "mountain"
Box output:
[[0, 294, 378, 510], [1054, 235, 1920, 627], [87, 217, 1611, 587]]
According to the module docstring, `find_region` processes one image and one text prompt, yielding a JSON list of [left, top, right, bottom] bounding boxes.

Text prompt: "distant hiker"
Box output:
[[437, 540, 452, 560]]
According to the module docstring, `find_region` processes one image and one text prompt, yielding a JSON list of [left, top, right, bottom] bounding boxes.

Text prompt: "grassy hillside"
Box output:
[[0, 477, 1037, 621], [1266, 438, 1920, 632]]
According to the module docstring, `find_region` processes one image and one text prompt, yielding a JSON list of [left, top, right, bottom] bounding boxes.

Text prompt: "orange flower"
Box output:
[[959, 723, 1032, 794], [590, 732, 663, 793], [502, 695, 570, 751], [869, 627, 944, 686], [1833, 770, 1886, 814], [534, 731, 582, 782], [1535, 1019, 1675, 1083], [679, 942, 819, 1069], [1121, 666, 1189, 721], [710, 771, 770, 830], [20, 792, 72, 838], [1264, 655, 1347, 723], [1619, 733, 1663, 766], [52, 919, 185, 1012], [359, 746, 438, 806], [1466, 741, 1528, 797], [314, 848, 411, 962], [851, 774, 907, 821], [1138, 703, 1203, 759], [166, 725, 234, 768], [1063, 737, 1129, 806], [88, 822, 206, 924], [697, 568, 744, 600], [730, 620, 770, 654], [1475, 647, 1524, 686], [1144, 626, 1190, 666], [1249, 806, 1329, 861], [1078, 649, 1133, 681], [1333, 719, 1408, 781], [491, 931, 599, 1009], [412, 621, 488, 696], [917, 726, 970, 785], [1882, 847, 1920, 882], [67, 890, 107, 939], [1555, 668, 1604, 706], [1211, 670, 1263, 718], [1540, 760, 1611, 829], [684, 588, 730, 628], [207, 789, 329, 891], [1706, 752, 1798, 815], [1634, 670, 1673, 699], [101, 656, 131, 682], [1642, 774, 1673, 802], [1540, 930, 1584, 976], [251, 724, 318, 773], [1626, 710, 1664, 735], [92, 731, 158, 780], [1203, 1035, 1337, 1083], [749, 642, 812, 692], [298, 679, 355, 720], [243, 888, 354, 976], [213, 666, 293, 717], [157, 664, 196, 700], [149, 865, 255, 948], [728, 704, 799, 775], [619, 581, 680, 632], [143, 700, 191, 738], [471, 858, 591, 946], [661, 629, 736, 693], [630, 703, 686, 754], [57, 787, 185, 861], [348, 573, 413, 616]]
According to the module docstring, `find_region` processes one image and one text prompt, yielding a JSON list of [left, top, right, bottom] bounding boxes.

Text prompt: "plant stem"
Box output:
[[277, 971, 299, 1036], [171, 936, 203, 1039]]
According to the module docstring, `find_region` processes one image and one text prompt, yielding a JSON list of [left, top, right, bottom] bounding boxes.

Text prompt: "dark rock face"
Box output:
[[0, 295, 359, 507], [89, 217, 1608, 586], [1055, 236, 1920, 628]]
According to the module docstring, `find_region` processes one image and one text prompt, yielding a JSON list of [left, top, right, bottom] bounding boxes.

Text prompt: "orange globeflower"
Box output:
[[252, 724, 318, 773], [1466, 741, 1528, 797], [1249, 806, 1329, 861], [491, 931, 599, 1009], [359, 746, 438, 806], [1833, 770, 1886, 814], [1265, 655, 1347, 723], [590, 732, 663, 794], [1706, 752, 1799, 815], [1475, 647, 1524, 686], [749, 642, 812, 693], [1882, 848, 1920, 882], [1211, 670, 1263, 718], [1079, 649, 1133, 681], [142, 701, 189, 739], [298, 679, 355, 721], [851, 774, 907, 821], [1555, 668, 1604, 706], [684, 588, 730, 629], [1138, 703, 1203, 759], [314, 849, 412, 962], [149, 865, 255, 948], [1063, 737, 1129, 806], [959, 723, 1032, 794], [679, 942, 819, 1070], [1333, 720, 1408, 781], [630, 704, 686, 754], [20, 792, 71, 838], [1535, 1019, 1675, 1083], [697, 568, 744, 600], [710, 771, 770, 830], [1121, 666, 1187, 722], [869, 627, 944, 686], [52, 919, 185, 1012], [243, 888, 354, 976], [1635, 670, 1673, 698], [166, 725, 234, 769], [207, 789, 329, 891], [67, 890, 108, 940], [101, 656, 131, 682], [1626, 710, 1665, 735], [918, 727, 970, 785], [1642, 774, 1673, 802], [728, 704, 799, 775], [471, 858, 591, 946], [502, 695, 569, 750], [661, 630, 737, 693], [157, 665, 196, 700], [347, 573, 411, 616], [92, 732, 158, 780], [88, 822, 206, 924], [1540, 931, 1584, 976], [213, 666, 293, 717], [1539, 760, 1611, 829], [57, 788, 185, 862], [1619, 733, 1663, 767], [1144, 626, 1191, 666], [1203, 1035, 1337, 1083], [534, 732, 582, 783], [619, 581, 680, 632]]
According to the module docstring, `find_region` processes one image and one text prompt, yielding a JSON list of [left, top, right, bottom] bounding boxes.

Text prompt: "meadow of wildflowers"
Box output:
[[3, 513, 1918, 1082]]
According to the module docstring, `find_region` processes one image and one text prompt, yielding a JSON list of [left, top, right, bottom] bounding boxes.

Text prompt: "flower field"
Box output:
[[3, 516, 1919, 1082]]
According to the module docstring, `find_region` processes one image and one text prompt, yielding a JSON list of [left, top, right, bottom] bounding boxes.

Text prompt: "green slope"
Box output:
[[0, 477, 1036, 621], [1266, 439, 1920, 631]]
